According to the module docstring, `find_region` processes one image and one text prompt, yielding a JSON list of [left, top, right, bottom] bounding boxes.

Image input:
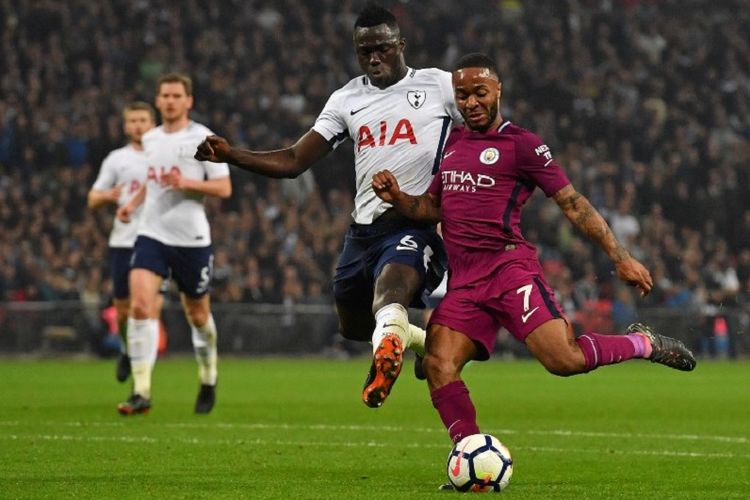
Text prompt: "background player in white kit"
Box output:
[[87, 102, 163, 384], [196, 3, 462, 408], [117, 73, 231, 415]]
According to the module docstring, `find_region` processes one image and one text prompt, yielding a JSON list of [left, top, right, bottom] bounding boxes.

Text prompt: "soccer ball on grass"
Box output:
[[446, 433, 513, 492]]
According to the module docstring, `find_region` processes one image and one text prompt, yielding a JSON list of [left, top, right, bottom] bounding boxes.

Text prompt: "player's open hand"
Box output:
[[372, 170, 401, 203], [195, 135, 231, 162], [615, 257, 653, 297]]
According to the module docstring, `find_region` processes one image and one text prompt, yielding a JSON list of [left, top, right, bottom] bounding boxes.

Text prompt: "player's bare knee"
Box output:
[[372, 265, 421, 313], [130, 297, 150, 320], [422, 352, 460, 385], [187, 309, 208, 328]]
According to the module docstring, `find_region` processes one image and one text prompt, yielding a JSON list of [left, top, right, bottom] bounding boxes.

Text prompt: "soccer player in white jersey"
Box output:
[[88, 102, 163, 384], [196, 3, 462, 408], [116, 73, 231, 415]]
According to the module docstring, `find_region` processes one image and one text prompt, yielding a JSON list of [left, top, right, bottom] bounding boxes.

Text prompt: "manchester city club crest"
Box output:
[[406, 90, 426, 109], [479, 147, 500, 165]]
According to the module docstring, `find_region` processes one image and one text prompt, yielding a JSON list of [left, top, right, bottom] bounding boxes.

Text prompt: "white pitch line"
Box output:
[[1, 420, 745, 445], [0, 433, 747, 460], [523, 429, 750, 444]]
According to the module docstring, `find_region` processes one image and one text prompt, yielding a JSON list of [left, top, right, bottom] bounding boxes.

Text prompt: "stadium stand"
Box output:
[[0, 0, 748, 356]]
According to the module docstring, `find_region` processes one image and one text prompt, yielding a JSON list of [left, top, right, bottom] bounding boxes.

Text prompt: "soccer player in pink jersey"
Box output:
[[372, 53, 696, 448]]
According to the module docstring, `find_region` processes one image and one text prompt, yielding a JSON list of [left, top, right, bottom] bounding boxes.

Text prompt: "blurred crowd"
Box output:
[[1, 0, 749, 331]]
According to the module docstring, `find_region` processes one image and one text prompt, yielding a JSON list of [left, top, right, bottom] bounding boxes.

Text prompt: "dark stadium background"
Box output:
[[0, 0, 748, 358]]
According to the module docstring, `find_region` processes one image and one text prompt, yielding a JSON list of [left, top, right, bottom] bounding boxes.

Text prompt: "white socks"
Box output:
[[191, 314, 218, 386], [408, 324, 426, 357], [127, 318, 159, 399], [372, 304, 426, 356], [126, 313, 218, 398]]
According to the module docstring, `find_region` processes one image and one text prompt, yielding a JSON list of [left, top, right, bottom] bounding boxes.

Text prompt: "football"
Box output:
[[446, 433, 513, 492]]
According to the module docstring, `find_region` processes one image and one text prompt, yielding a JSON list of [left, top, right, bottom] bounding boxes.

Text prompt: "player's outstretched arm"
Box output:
[[553, 184, 653, 296], [194, 130, 332, 179], [372, 169, 441, 224]]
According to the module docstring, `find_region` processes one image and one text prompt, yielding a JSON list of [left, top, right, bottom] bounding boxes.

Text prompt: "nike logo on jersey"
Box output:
[[521, 306, 540, 324], [350, 104, 372, 116], [443, 150, 455, 159]]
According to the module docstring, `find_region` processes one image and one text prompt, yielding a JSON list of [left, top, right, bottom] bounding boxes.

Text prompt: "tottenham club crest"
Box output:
[[407, 90, 426, 109], [479, 147, 500, 165]]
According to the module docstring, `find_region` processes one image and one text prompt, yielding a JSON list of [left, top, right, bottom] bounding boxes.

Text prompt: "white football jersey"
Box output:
[[91, 145, 148, 248], [313, 67, 462, 224], [138, 121, 230, 247]]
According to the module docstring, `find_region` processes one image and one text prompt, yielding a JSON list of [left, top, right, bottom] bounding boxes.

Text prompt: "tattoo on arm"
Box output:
[[396, 193, 440, 223], [556, 188, 629, 263]]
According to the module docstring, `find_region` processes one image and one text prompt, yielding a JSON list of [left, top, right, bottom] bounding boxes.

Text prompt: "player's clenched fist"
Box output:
[[372, 169, 401, 203], [195, 135, 231, 162]]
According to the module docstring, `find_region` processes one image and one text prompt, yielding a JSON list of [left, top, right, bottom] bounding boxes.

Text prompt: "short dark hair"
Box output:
[[156, 72, 193, 96], [454, 53, 500, 79], [355, 2, 398, 30], [123, 101, 156, 121]]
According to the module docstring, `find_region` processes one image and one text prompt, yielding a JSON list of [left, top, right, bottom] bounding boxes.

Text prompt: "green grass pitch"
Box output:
[[0, 356, 748, 499]]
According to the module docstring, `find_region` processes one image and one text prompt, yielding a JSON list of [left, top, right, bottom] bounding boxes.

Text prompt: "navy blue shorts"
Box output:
[[131, 236, 214, 299], [109, 247, 134, 300], [333, 216, 447, 310]]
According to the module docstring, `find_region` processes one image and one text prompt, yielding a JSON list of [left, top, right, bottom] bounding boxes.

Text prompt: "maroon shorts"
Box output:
[[428, 258, 566, 360]]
